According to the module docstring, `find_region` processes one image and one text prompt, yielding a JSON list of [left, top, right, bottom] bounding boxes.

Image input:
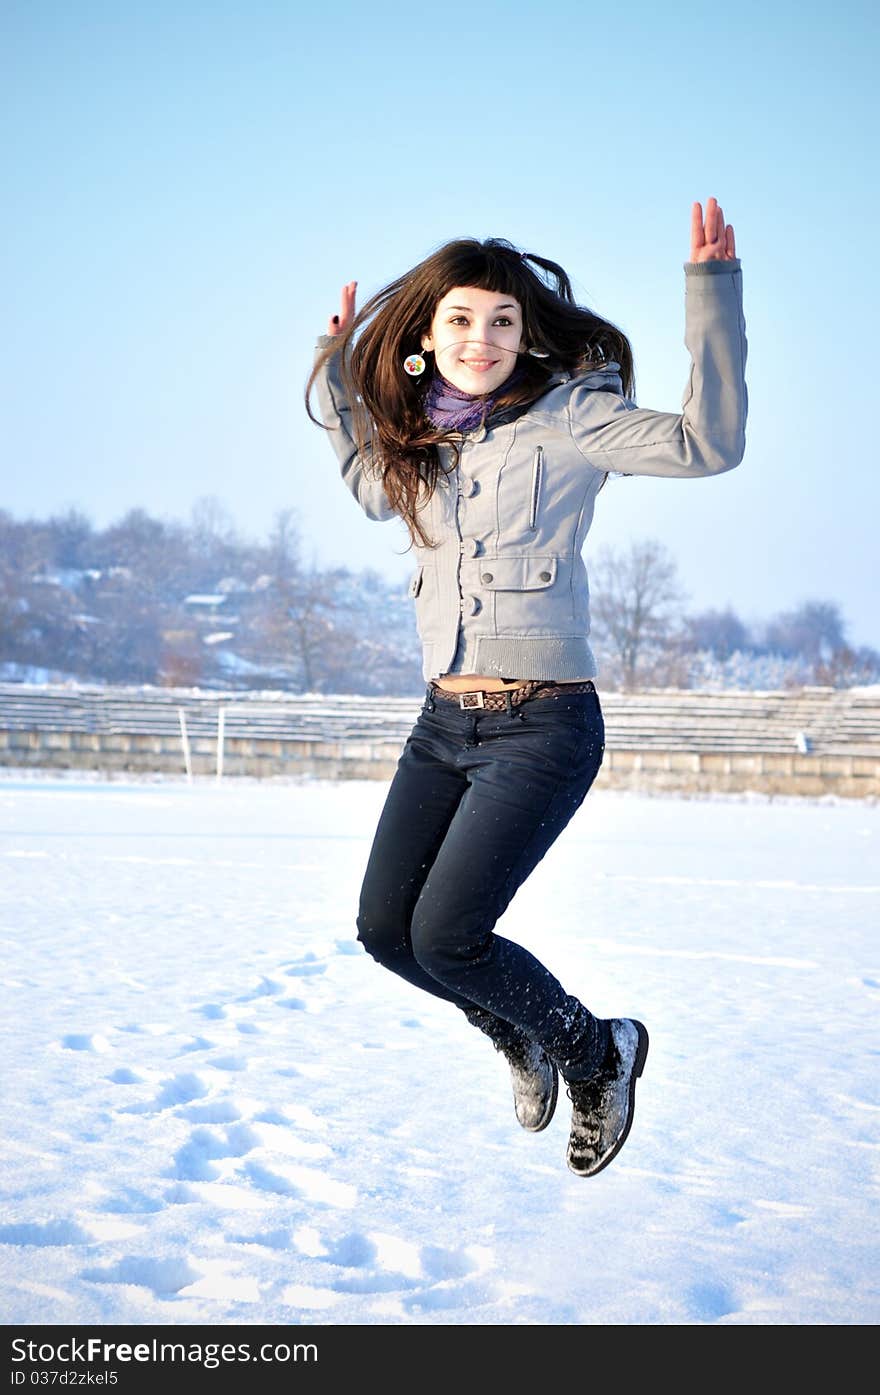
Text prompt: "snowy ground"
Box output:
[[0, 771, 878, 1326]]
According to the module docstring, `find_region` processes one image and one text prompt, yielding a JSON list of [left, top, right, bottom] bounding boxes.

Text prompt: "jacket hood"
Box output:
[[566, 360, 624, 394]]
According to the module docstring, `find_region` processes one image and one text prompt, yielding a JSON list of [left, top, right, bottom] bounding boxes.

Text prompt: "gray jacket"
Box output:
[[312, 259, 748, 683]]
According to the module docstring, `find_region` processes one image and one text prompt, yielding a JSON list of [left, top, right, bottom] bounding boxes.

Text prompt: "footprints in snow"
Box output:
[[228, 1225, 496, 1315], [10, 935, 470, 1312]]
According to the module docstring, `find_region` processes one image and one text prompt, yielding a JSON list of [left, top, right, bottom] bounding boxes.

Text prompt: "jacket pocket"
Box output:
[[476, 556, 558, 590], [408, 566, 424, 598], [528, 446, 544, 530], [474, 555, 571, 632]]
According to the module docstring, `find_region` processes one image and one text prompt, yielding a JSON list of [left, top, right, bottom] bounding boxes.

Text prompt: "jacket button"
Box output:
[[539, 570, 552, 582], [461, 537, 480, 557], [480, 572, 494, 584], [460, 594, 481, 616], [459, 476, 478, 497]]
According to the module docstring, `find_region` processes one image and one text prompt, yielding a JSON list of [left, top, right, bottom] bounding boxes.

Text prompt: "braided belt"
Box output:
[[429, 679, 596, 711]]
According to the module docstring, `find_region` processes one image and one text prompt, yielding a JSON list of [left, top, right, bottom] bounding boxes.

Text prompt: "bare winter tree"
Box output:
[[762, 600, 847, 665], [266, 508, 300, 588], [246, 508, 305, 680], [814, 642, 880, 687], [589, 539, 687, 689], [284, 566, 335, 693], [684, 606, 751, 659], [188, 496, 240, 568], [45, 508, 95, 569]]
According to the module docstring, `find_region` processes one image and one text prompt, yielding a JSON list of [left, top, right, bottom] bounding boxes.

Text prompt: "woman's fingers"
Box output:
[[691, 200, 705, 256], [718, 204, 730, 250], [705, 196, 722, 246], [327, 280, 358, 336], [691, 198, 736, 261]]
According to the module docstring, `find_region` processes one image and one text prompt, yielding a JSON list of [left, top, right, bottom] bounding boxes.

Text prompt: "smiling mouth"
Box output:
[[461, 359, 498, 370]]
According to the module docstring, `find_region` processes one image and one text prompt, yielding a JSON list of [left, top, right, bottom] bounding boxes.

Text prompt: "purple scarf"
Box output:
[[424, 366, 527, 433]]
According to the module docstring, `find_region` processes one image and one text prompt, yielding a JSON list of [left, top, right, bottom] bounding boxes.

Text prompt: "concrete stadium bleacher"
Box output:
[[1, 682, 878, 797]]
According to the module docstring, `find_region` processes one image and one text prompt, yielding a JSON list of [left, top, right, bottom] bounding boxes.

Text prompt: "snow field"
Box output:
[[0, 775, 878, 1325]]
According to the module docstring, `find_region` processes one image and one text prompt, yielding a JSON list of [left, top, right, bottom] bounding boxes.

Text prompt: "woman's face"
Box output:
[[421, 285, 526, 394]]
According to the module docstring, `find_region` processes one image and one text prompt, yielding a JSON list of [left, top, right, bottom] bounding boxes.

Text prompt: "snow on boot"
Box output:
[[503, 1033, 559, 1132], [463, 1005, 558, 1133], [564, 1018, 649, 1177]]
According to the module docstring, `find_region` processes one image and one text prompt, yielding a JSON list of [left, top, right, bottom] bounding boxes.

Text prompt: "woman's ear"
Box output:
[[421, 331, 433, 352]]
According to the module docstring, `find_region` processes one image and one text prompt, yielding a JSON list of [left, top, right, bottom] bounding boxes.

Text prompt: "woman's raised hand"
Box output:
[[327, 280, 358, 336], [690, 198, 737, 262]]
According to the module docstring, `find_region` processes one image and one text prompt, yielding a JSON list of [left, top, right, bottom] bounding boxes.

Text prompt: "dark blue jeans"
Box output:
[[356, 683, 608, 1081]]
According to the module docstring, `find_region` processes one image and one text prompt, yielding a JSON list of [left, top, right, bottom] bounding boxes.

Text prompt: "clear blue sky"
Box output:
[[3, 0, 879, 647]]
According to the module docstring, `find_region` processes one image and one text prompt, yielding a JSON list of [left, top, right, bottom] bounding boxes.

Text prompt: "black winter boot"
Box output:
[[564, 1018, 649, 1176], [462, 1004, 558, 1133]]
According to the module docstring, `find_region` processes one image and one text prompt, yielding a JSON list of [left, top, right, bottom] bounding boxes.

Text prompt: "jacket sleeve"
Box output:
[[568, 260, 748, 478], [311, 334, 397, 522]]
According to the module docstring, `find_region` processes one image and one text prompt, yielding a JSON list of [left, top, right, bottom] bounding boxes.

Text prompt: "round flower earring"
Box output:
[[403, 352, 427, 377]]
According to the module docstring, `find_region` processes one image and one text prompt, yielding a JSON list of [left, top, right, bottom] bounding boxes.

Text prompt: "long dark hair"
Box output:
[[306, 236, 635, 550]]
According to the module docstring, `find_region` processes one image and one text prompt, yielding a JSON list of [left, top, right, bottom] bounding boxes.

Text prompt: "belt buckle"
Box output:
[[458, 690, 485, 710]]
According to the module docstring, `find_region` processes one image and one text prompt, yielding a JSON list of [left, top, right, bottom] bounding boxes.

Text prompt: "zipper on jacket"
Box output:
[[528, 446, 544, 530]]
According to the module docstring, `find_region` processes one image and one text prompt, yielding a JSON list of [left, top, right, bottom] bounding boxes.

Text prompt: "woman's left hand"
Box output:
[[690, 197, 737, 261]]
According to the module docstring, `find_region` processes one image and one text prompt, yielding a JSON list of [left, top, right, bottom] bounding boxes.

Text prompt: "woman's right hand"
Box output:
[[327, 280, 357, 336]]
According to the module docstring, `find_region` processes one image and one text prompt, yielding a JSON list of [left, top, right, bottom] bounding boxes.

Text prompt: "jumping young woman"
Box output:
[[306, 198, 747, 1176]]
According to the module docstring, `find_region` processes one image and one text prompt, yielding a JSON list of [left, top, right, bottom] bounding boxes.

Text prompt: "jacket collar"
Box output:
[[483, 361, 623, 429]]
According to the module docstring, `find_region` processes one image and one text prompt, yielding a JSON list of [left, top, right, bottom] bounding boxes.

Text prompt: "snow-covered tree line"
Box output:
[[1, 507, 877, 693]]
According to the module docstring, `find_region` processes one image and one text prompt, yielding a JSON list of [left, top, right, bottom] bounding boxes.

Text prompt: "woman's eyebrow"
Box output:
[[446, 303, 518, 312]]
